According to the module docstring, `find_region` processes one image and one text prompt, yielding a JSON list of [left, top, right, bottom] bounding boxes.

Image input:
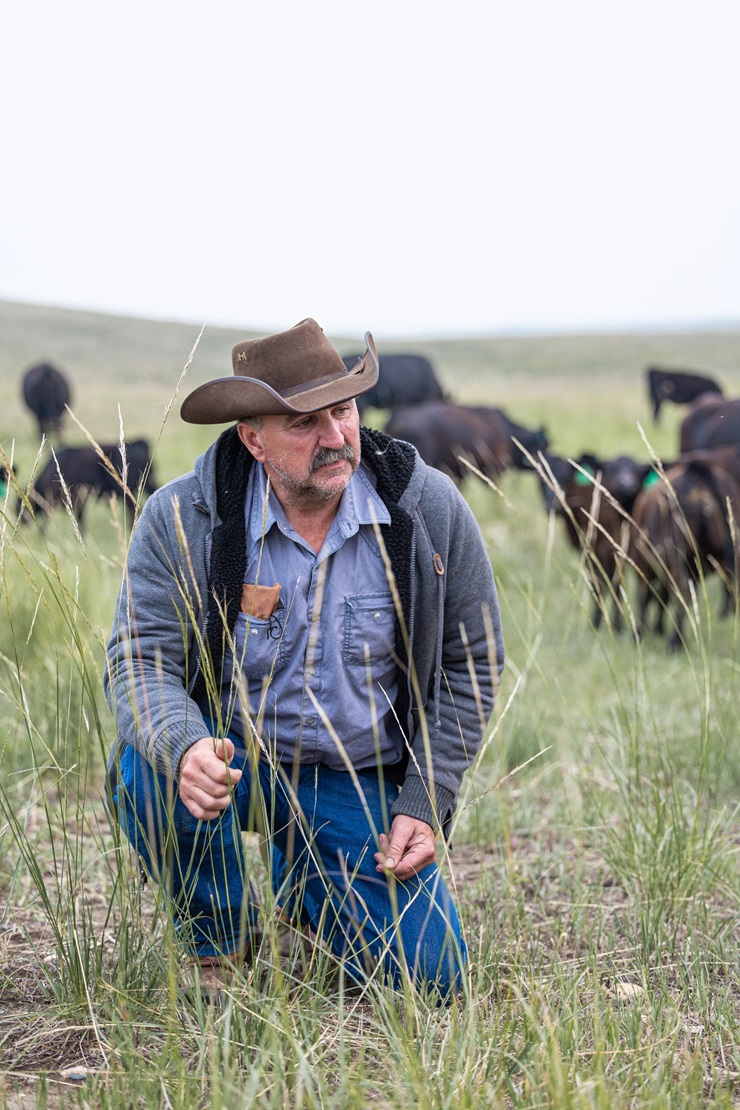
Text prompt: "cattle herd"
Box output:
[[6, 361, 158, 527], [343, 353, 740, 652], [535, 369, 740, 650], [5, 354, 740, 651]]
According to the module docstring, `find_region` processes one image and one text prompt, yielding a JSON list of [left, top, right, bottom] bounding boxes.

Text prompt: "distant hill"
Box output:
[[3, 297, 739, 394], [2, 297, 740, 470]]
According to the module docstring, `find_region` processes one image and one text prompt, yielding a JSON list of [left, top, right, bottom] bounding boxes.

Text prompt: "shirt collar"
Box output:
[[246, 460, 391, 551]]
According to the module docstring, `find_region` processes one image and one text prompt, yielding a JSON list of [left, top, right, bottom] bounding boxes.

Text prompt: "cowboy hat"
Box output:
[[180, 318, 379, 424]]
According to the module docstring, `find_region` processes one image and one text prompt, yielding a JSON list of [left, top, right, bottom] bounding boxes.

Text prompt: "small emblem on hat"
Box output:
[[236, 351, 247, 362]]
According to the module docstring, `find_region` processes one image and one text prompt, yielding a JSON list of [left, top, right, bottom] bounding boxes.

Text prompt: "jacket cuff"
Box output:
[[390, 778, 456, 832], [151, 715, 210, 779]]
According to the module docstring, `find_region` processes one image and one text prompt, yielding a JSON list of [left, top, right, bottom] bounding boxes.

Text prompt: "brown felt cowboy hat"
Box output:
[[180, 318, 379, 424]]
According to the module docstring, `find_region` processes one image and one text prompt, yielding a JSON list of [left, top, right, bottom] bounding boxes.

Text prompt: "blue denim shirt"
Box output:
[[221, 460, 404, 771]]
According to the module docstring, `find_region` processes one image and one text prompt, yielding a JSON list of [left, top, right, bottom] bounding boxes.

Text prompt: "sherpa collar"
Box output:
[[192, 425, 418, 709]]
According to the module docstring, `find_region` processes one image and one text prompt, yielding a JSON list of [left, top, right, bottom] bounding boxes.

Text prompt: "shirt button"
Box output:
[[374, 612, 381, 619], [305, 717, 315, 726], [309, 667, 317, 676]]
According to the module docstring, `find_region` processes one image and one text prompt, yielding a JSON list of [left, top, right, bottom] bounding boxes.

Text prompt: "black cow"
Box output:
[[24, 439, 158, 526], [536, 451, 652, 631], [385, 402, 511, 485], [469, 407, 549, 470], [679, 396, 740, 453], [21, 363, 72, 439], [646, 366, 723, 421], [342, 353, 446, 414]]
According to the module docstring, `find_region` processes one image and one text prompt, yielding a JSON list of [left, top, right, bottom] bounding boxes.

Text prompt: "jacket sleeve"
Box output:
[[103, 488, 213, 781], [392, 479, 504, 832]]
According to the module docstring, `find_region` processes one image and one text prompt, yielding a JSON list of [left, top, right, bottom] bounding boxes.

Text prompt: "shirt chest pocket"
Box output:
[[343, 593, 396, 667], [234, 602, 287, 679]]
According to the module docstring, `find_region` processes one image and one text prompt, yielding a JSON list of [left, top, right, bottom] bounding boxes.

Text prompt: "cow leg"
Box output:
[[635, 576, 652, 640], [667, 618, 684, 653], [590, 592, 604, 630], [74, 488, 91, 531], [653, 580, 668, 636], [719, 583, 733, 619]]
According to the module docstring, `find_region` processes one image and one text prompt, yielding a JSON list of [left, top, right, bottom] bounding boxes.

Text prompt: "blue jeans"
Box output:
[[114, 737, 467, 994]]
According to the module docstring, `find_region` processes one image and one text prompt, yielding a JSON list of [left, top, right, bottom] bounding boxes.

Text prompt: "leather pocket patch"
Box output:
[[241, 582, 281, 620]]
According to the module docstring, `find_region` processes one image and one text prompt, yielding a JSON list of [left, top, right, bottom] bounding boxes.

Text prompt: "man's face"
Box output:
[[237, 401, 361, 508]]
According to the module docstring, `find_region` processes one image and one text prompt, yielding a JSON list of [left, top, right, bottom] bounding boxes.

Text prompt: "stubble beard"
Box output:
[[264, 443, 358, 504]]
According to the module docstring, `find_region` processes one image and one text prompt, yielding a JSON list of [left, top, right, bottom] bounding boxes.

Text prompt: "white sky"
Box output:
[[1, 0, 739, 338]]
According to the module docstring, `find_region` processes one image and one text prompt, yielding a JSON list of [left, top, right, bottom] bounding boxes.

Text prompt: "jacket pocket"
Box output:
[[343, 593, 395, 666], [234, 601, 287, 679]]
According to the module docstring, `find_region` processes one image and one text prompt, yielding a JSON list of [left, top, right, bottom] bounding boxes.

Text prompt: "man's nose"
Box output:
[[317, 415, 345, 448]]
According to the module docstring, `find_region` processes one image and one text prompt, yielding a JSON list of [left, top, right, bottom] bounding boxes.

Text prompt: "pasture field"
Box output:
[[1, 299, 739, 1108]]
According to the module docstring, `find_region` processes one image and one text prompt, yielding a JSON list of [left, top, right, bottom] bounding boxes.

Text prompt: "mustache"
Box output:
[[310, 444, 356, 473]]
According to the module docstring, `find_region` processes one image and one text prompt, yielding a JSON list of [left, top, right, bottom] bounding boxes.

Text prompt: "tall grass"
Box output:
[[1, 323, 739, 1107]]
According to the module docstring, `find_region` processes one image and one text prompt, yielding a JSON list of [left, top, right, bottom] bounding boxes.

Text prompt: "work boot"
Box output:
[[187, 943, 252, 1003], [269, 908, 317, 973]]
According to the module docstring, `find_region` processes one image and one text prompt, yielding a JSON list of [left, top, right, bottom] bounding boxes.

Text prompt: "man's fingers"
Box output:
[[374, 817, 436, 876], [373, 831, 409, 872], [214, 736, 236, 764], [391, 843, 433, 880], [384, 836, 406, 870], [178, 735, 242, 818], [179, 781, 232, 820]]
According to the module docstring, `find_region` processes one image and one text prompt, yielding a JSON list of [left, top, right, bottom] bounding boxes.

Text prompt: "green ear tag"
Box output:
[[0, 481, 6, 499], [642, 469, 661, 488], [574, 469, 594, 486]]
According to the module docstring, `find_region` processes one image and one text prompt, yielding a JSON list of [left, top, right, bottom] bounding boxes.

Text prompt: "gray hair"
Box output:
[[238, 415, 263, 431]]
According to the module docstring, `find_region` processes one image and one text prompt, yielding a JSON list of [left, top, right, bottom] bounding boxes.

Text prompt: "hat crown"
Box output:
[[180, 318, 378, 424], [231, 318, 345, 393]]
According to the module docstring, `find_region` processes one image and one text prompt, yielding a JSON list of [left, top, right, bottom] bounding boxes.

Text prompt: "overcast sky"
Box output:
[[2, 0, 739, 339]]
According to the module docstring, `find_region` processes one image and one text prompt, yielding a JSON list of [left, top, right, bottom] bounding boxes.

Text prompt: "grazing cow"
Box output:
[[469, 407, 549, 470], [646, 366, 723, 421], [629, 448, 740, 649], [385, 402, 511, 485], [25, 439, 158, 526], [538, 452, 652, 631], [342, 353, 446, 414], [21, 363, 72, 439], [679, 396, 740, 453]]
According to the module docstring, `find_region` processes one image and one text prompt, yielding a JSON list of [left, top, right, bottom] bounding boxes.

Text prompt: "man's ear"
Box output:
[[237, 421, 266, 463]]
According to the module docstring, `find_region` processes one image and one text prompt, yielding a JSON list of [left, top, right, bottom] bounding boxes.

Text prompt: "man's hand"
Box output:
[[178, 736, 242, 820], [374, 814, 436, 881]]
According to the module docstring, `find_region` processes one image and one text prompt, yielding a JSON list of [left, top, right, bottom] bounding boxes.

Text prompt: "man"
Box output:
[[105, 318, 504, 996]]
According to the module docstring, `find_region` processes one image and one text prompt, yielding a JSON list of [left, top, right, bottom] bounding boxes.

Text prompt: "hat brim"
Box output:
[[180, 335, 379, 425]]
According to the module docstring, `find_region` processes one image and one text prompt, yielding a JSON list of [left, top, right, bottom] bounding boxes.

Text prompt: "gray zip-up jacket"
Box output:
[[104, 426, 504, 831]]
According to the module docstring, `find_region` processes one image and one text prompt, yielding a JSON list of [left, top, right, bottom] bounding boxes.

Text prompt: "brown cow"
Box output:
[[629, 448, 740, 649], [385, 402, 511, 486], [679, 395, 740, 453]]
